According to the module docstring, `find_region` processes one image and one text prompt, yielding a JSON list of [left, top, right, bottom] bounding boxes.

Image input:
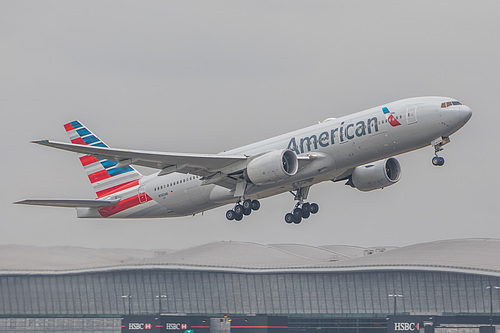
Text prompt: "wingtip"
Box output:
[[31, 139, 49, 145]]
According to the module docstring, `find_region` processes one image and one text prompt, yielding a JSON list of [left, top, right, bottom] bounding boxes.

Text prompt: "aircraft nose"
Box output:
[[459, 105, 472, 123]]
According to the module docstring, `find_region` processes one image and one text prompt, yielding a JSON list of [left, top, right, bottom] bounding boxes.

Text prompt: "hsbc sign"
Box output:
[[123, 316, 197, 333], [128, 322, 153, 330], [394, 322, 420, 331], [164, 323, 188, 330], [122, 316, 159, 333], [387, 316, 431, 333]]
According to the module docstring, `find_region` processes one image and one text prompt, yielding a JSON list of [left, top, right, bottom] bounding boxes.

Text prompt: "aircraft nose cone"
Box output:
[[459, 105, 472, 123]]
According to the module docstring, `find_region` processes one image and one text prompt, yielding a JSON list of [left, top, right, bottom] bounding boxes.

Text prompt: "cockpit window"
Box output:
[[441, 101, 462, 108]]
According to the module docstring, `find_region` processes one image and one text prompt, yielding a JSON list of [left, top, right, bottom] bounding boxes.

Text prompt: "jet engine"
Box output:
[[349, 157, 401, 192], [244, 149, 299, 185]]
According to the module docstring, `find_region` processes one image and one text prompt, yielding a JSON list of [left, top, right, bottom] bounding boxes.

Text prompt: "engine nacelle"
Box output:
[[244, 149, 298, 185], [350, 157, 402, 192]]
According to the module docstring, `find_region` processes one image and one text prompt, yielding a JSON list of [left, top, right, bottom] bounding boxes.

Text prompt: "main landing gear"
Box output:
[[431, 136, 450, 167], [226, 199, 260, 221], [284, 202, 319, 224], [284, 187, 319, 224]]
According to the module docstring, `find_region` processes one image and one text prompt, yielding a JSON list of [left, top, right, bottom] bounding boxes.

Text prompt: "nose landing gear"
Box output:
[[431, 136, 450, 167], [432, 156, 445, 166], [226, 199, 260, 221]]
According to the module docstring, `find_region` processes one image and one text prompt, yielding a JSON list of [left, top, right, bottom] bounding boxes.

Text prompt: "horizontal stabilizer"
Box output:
[[14, 199, 120, 208]]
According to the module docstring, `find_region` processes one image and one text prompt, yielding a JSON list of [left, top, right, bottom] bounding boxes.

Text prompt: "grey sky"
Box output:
[[1, 1, 499, 250]]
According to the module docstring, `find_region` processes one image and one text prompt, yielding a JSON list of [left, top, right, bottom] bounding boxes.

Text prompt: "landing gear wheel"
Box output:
[[302, 202, 311, 214], [432, 156, 445, 166], [310, 203, 319, 214], [242, 199, 252, 211], [234, 213, 243, 221], [285, 213, 294, 224], [286, 187, 318, 224], [226, 210, 236, 221], [234, 204, 244, 215], [293, 208, 302, 224], [251, 200, 260, 211], [243, 207, 252, 216]]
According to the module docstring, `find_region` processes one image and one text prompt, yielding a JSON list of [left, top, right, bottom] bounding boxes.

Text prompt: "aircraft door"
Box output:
[[138, 186, 148, 203], [406, 106, 417, 124]]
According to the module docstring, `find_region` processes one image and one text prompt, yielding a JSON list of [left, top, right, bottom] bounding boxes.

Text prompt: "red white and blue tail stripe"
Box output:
[[64, 120, 143, 199]]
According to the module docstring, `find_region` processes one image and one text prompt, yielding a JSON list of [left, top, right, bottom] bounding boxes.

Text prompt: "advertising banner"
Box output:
[[122, 316, 160, 333]]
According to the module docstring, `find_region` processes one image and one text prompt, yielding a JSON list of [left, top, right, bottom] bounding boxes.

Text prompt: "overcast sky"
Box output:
[[1, 1, 499, 250]]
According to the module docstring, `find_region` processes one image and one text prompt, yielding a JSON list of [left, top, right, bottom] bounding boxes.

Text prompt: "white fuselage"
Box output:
[[78, 96, 471, 218]]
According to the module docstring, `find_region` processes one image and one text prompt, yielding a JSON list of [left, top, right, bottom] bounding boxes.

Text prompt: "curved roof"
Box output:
[[1, 238, 499, 276]]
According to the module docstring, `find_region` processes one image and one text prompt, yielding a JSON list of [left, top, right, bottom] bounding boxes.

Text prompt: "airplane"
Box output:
[[15, 96, 472, 224]]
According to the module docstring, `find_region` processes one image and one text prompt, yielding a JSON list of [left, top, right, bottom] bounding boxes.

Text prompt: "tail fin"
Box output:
[[64, 120, 143, 198]]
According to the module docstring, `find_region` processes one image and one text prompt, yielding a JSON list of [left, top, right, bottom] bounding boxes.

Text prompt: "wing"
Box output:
[[14, 199, 120, 208], [33, 140, 250, 188]]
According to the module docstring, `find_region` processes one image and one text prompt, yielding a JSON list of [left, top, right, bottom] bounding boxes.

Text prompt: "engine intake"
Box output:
[[350, 157, 402, 192], [245, 149, 298, 185]]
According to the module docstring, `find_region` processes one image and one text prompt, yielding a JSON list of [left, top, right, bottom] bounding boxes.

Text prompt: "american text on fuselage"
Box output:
[[287, 117, 379, 154]]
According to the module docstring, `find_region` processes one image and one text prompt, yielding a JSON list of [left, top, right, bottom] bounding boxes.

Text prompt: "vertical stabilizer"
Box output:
[[64, 120, 142, 198]]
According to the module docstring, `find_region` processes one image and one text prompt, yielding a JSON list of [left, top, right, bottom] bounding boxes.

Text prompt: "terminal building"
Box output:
[[1, 238, 500, 332]]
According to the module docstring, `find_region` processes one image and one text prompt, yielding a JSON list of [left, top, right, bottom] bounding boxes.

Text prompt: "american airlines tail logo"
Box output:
[[383, 107, 401, 127]]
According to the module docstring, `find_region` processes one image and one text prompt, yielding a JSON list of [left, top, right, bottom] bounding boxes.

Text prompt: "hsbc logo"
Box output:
[[165, 323, 188, 330], [128, 322, 152, 330], [394, 322, 420, 331]]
